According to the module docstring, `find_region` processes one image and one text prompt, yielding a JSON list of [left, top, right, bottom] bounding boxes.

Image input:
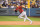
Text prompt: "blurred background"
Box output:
[[0, 0, 40, 16], [0, 0, 40, 8]]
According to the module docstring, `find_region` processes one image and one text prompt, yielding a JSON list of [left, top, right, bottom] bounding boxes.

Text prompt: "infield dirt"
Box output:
[[0, 21, 40, 25]]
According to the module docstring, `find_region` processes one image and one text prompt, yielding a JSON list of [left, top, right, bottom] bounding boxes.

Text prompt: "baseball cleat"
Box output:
[[30, 21, 32, 24]]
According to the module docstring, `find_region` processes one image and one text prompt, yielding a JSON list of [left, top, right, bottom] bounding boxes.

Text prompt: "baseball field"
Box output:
[[0, 16, 40, 27]]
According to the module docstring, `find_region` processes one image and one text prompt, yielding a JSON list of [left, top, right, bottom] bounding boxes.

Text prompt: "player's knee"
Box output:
[[18, 16, 20, 18], [18, 16, 22, 18]]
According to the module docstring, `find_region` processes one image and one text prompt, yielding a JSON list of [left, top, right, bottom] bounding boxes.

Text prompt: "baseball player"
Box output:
[[13, 4, 32, 24]]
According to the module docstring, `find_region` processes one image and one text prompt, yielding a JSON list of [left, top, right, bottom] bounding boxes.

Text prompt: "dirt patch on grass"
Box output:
[[0, 21, 40, 25]]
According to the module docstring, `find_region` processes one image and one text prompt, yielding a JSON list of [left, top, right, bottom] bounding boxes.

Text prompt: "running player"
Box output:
[[13, 4, 32, 24]]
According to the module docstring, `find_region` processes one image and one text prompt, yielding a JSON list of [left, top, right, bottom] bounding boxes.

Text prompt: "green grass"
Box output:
[[0, 16, 40, 27], [0, 16, 40, 21], [0, 25, 40, 27]]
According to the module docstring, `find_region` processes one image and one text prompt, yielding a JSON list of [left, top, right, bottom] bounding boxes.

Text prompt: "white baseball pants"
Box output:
[[18, 11, 32, 22]]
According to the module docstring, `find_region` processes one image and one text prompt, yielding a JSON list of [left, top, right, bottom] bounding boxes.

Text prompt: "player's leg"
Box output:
[[24, 11, 32, 24], [26, 17, 32, 24], [24, 15, 32, 22], [18, 12, 24, 19]]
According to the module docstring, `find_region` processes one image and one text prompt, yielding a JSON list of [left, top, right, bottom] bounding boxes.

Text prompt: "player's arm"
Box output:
[[13, 8, 19, 12], [15, 10, 17, 12], [22, 5, 25, 8], [13, 9, 17, 12]]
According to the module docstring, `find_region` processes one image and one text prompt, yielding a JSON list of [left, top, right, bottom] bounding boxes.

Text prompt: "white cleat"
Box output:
[[30, 21, 32, 24]]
